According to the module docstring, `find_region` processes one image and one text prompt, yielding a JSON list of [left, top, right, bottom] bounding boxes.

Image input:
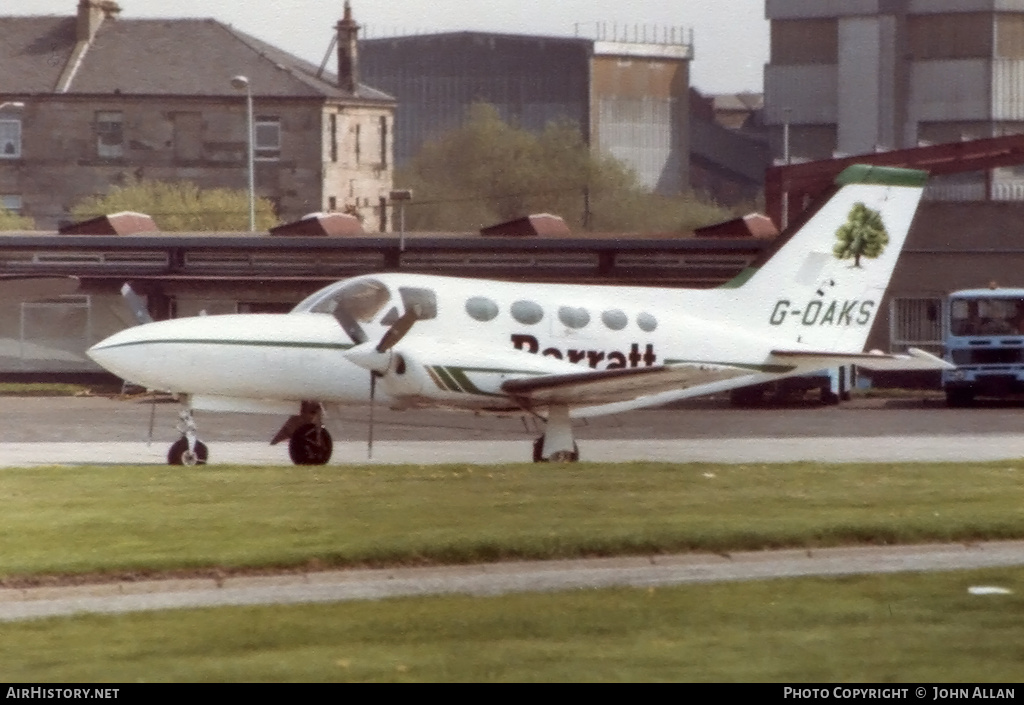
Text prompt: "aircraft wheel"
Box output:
[[532, 437, 579, 463], [168, 437, 208, 466], [289, 423, 333, 465]]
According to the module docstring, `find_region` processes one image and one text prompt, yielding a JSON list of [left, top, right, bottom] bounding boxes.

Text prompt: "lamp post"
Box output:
[[389, 189, 413, 251], [229, 76, 255, 232], [781, 107, 792, 230]]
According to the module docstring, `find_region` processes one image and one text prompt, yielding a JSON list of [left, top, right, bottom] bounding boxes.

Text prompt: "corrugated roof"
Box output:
[[0, 13, 393, 102]]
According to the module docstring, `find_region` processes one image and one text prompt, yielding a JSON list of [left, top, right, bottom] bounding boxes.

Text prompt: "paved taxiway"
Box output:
[[2, 394, 1023, 621], [3, 393, 1024, 465]]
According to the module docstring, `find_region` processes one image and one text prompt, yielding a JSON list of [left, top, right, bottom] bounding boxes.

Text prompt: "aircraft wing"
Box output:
[[769, 347, 954, 371], [501, 364, 750, 407]]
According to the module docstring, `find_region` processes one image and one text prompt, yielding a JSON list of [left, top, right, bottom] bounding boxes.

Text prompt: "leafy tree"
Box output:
[[71, 180, 279, 232], [397, 103, 737, 233], [833, 202, 889, 267], [0, 206, 35, 231]]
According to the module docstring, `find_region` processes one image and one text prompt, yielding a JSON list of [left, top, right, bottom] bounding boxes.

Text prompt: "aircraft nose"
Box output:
[[87, 326, 155, 383]]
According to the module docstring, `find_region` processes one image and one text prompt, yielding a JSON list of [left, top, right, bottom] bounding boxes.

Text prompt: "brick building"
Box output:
[[0, 1, 395, 230]]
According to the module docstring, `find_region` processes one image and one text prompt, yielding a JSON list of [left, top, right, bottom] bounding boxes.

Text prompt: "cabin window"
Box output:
[[466, 297, 499, 322], [398, 287, 438, 320], [511, 300, 544, 325], [559, 306, 590, 329], [637, 312, 658, 332], [602, 309, 628, 331]]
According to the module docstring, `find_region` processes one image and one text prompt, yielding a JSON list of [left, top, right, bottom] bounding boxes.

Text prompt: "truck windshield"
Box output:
[[949, 297, 1024, 336]]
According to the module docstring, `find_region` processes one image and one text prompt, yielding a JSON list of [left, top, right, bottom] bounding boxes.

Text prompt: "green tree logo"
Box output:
[[833, 202, 889, 268]]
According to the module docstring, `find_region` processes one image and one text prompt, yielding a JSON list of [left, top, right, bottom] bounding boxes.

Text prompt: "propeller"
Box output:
[[342, 308, 419, 460]]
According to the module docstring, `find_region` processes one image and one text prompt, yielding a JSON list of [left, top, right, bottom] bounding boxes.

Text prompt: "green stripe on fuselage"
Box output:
[[90, 339, 354, 352]]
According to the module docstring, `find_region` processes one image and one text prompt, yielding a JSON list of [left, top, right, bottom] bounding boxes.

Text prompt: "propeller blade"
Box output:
[[120, 283, 155, 325], [333, 307, 368, 346], [147, 397, 156, 447], [376, 310, 418, 353], [368, 372, 377, 460]]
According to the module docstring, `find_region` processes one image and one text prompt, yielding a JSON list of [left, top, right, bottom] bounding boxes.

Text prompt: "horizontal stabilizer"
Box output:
[[502, 363, 749, 408], [770, 347, 953, 371]]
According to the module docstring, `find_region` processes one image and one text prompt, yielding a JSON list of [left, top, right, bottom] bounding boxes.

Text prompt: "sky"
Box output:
[[6, 1, 770, 94]]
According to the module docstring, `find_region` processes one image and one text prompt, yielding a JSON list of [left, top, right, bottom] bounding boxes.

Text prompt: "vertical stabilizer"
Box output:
[[718, 164, 927, 352]]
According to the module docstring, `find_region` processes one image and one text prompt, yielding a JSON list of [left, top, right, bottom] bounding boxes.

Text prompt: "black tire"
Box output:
[[730, 385, 766, 407], [289, 423, 333, 465], [945, 389, 975, 408], [167, 437, 208, 466]]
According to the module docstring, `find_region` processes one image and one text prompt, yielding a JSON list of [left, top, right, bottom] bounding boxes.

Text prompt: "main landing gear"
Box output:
[[271, 401, 334, 466], [168, 408, 208, 466], [531, 405, 580, 463]]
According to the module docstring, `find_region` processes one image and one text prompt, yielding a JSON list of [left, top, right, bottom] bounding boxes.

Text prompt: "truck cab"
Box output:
[[942, 288, 1024, 406]]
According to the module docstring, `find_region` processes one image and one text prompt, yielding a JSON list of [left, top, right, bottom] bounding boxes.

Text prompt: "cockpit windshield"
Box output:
[[950, 297, 1024, 336], [291, 277, 439, 345]]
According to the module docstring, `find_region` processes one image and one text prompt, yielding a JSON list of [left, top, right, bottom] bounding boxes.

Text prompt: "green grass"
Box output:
[[4, 567, 1024, 682], [2, 461, 1024, 580]]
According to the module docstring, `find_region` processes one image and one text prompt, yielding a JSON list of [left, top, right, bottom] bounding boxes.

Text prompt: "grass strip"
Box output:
[[1, 461, 1023, 580], [3, 566, 1023, 682]]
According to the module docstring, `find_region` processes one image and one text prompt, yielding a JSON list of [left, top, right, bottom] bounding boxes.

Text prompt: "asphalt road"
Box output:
[[2, 392, 1022, 444]]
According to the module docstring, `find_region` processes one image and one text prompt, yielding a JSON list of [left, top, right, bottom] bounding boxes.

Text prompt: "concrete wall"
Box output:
[[590, 53, 689, 194]]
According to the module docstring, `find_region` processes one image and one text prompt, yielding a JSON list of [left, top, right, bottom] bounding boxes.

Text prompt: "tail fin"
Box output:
[[719, 164, 927, 353]]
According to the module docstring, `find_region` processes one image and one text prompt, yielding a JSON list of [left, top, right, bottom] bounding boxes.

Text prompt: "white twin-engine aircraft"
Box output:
[[88, 165, 951, 466]]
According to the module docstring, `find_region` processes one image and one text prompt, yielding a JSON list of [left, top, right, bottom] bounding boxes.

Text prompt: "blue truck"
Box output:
[[942, 287, 1024, 406]]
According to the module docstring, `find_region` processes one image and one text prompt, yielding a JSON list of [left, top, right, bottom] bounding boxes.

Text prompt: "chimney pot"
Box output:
[[336, 1, 360, 93]]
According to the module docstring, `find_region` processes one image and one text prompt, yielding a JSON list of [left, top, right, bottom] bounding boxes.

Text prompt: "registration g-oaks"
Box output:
[[770, 299, 876, 327]]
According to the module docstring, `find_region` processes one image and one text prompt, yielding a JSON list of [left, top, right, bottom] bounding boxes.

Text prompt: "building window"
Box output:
[[329, 114, 338, 162], [355, 124, 361, 165], [96, 111, 123, 159], [0, 119, 22, 159], [328, 196, 337, 211], [255, 116, 281, 161], [379, 116, 388, 168], [890, 297, 944, 353], [1, 195, 23, 213]]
